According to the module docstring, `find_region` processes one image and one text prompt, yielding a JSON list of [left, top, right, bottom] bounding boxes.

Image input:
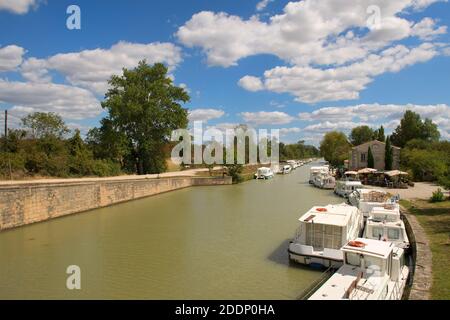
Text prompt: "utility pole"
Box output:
[[3, 109, 7, 151]]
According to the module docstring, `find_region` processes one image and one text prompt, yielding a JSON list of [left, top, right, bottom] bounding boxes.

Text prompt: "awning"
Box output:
[[345, 171, 358, 175], [385, 170, 409, 177], [358, 168, 378, 174]]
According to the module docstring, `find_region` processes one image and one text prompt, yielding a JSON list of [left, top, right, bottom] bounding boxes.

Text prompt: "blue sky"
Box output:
[[0, 0, 449, 145]]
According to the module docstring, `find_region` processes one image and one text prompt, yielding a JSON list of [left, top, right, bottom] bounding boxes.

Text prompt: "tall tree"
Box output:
[[391, 110, 440, 147], [101, 61, 189, 174], [385, 136, 393, 170], [22, 112, 69, 139], [320, 131, 351, 166], [350, 126, 374, 146], [367, 146, 375, 168], [374, 125, 385, 142]]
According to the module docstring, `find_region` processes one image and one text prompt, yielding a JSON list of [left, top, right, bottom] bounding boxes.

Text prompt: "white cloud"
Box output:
[[188, 108, 225, 122], [20, 57, 51, 82], [279, 127, 301, 136], [0, 79, 101, 120], [298, 103, 450, 139], [177, 0, 446, 68], [412, 18, 447, 40], [20, 41, 183, 95], [178, 0, 448, 103], [0, 45, 25, 72], [238, 75, 264, 91], [0, 0, 37, 14], [248, 43, 438, 103], [256, 0, 274, 12], [240, 111, 294, 125]]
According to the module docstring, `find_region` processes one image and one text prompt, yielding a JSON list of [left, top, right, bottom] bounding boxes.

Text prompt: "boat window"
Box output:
[[346, 253, 361, 267], [388, 228, 400, 240], [372, 227, 384, 239], [364, 256, 384, 275]]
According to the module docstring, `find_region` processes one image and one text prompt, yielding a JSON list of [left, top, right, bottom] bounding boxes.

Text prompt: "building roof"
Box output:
[[351, 140, 401, 150]]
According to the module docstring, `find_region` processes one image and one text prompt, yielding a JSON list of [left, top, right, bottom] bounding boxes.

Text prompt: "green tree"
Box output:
[[374, 125, 385, 142], [391, 110, 440, 147], [349, 126, 374, 146], [320, 131, 351, 166], [367, 146, 375, 168], [385, 136, 393, 170], [86, 118, 129, 168], [101, 61, 189, 174], [22, 112, 69, 139]]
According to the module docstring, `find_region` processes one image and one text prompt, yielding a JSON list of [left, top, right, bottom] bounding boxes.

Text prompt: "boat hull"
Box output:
[[288, 246, 343, 269]]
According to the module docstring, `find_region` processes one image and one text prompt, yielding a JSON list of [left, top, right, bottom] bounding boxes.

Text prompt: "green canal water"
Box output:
[[0, 164, 342, 299]]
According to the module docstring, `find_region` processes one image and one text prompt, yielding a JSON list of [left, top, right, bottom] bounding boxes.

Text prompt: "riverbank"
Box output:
[[0, 175, 232, 231], [401, 199, 450, 300]]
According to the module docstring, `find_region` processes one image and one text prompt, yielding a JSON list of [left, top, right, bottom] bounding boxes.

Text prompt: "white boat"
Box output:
[[364, 206, 410, 250], [287, 160, 298, 169], [348, 189, 399, 218], [288, 204, 363, 268], [279, 165, 292, 175], [314, 173, 336, 189], [309, 166, 329, 184], [334, 180, 363, 197], [309, 238, 410, 300], [254, 167, 274, 180]]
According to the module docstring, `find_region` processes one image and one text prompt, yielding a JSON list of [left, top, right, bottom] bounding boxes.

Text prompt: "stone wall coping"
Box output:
[[401, 206, 433, 300]]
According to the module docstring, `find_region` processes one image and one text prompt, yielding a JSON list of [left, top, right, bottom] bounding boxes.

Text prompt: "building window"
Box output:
[[361, 153, 366, 162]]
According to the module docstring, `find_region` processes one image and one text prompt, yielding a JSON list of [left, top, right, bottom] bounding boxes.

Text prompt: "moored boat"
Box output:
[[363, 206, 410, 250], [334, 180, 363, 197], [309, 238, 410, 300], [254, 167, 274, 180], [288, 203, 363, 268]]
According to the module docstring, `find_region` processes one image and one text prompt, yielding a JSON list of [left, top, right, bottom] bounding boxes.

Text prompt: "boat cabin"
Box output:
[[334, 180, 363, 197], [288, 204, 363, 268], [309, 238, 409, 300]]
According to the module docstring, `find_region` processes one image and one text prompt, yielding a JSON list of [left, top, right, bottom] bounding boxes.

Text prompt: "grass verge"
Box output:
[[400, 199, 450, 300]]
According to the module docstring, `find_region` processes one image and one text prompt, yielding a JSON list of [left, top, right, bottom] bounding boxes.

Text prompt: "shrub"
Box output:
[[430, 188, 445, 203], [0, 152, 26, 178], [90, 160, 122, 177]]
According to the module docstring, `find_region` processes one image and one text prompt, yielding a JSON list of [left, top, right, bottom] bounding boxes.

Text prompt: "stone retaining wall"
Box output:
[[402, 208, 433, 300], [0, 176, 232, 231]]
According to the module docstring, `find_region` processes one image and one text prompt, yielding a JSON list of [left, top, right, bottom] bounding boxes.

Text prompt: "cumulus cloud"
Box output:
[[188, 108, 225, 122], [177, 0, 448, 103], [256, 0, 274, 12], [240, 111, 294, 125], [246, 43, 439, 103], [0, 79, 101, 120], [0, 45, 25, 72], [20, 41, 183, 94], [412, 18, 447, 40], [279, 127, 301, 136], [0, 0, 38, 14], [238, 75, 264, 91], [298, 103, 450, 139]]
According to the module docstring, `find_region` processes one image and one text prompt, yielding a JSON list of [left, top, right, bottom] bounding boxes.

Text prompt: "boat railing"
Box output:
[[296, 266, 335, 300]]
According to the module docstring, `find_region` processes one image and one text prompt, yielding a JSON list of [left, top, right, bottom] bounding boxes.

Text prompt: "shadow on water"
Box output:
[[267, 238, 315, 271]]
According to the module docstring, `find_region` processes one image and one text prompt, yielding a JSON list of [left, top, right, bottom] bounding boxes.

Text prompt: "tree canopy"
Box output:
[[320, 131, 351, 166], [21, 112, 69, 139], [349, 126, 374, 146], [101, 61, 190, 174], [391, 110, 440, 147]]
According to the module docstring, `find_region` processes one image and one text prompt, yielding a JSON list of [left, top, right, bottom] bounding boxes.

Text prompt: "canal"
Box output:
[[0, 164, 342, 299]]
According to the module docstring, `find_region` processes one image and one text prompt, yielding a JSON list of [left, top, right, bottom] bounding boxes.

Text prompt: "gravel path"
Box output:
[[367, 182, 443, 200]]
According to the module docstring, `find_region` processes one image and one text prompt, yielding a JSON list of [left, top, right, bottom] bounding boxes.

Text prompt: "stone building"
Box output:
[[349, 140, 400, 171]]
